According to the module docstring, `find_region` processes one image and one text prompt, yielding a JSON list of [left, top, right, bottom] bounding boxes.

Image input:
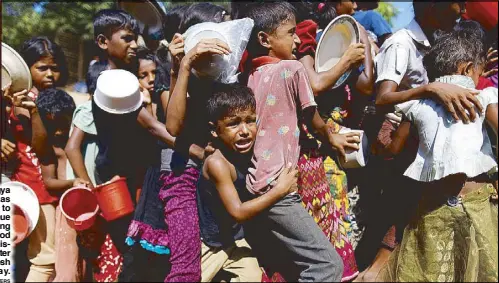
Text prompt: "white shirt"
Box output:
[[375, 19, 430, 91], [396, 75, 498, 182]]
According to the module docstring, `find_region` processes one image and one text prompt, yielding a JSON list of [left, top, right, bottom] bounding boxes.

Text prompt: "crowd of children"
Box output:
[[1, 1, 498, 282]]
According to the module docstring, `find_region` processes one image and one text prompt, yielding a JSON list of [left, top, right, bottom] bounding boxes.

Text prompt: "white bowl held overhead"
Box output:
[[315, 15, 360, 89], [183, 28, 231, 80], [2, 181, 40, 238], [2, 42, 32, 93], [338, 128, 369, 169], [93, 69, 143, 114]]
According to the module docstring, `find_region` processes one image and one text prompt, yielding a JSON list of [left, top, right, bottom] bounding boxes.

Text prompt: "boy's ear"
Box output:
[[96, 34, 109, 50], [209, 121, 218, 138], [463, 62, 475, 76], [257, 31, 272, 50]]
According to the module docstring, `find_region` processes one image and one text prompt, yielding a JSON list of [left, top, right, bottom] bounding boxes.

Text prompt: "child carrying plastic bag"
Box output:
[[183, 18, 254, 84]]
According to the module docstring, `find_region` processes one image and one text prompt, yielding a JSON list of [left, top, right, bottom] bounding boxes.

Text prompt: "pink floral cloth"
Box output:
[[246, 57, 317, 195]]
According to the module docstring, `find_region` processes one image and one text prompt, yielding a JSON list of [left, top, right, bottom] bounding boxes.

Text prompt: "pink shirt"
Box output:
[[246, 57, 317, 195]]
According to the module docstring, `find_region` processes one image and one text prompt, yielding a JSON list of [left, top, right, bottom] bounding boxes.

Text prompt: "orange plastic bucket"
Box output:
[[13, 204, 29, 245], [60, 186, 99, 231], [93, 177, 134, 221]]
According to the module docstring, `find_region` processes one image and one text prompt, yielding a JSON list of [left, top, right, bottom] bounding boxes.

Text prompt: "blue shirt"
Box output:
[[353, 10, 392, 39]]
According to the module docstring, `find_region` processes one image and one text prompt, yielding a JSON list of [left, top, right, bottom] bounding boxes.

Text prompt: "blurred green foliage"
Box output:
[[376, 2, 399, 27], [2, 1, 113, 50], [2, 1, 397, 50]]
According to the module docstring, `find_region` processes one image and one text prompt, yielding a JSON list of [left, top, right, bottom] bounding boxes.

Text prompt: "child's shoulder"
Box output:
[[277, 60, 306, 73], [379, 29, 413, 51], [203, 150, 234, 181], [478, 87, 498, 106]]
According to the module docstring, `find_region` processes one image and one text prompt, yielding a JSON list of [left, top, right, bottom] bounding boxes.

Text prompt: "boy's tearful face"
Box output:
[[105, 29, 138, 65], [268, 17, 301, 60], [216, 108, 257, 154]]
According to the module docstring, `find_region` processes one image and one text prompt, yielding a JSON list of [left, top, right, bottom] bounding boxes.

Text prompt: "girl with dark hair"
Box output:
[[19, 36, 69, 97], [7, 36, 70, 282]]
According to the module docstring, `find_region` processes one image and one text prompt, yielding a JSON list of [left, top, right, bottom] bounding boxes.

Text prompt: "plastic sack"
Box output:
[[183, 18, 254, 84]]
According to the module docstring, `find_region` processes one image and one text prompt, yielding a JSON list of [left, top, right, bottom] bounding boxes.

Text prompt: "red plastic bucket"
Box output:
[[13, 204, 29, 245], [60, 187, 99, 231], [93, 177, 134, 221]]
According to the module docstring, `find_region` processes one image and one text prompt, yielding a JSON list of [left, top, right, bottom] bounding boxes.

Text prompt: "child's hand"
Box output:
[[275, 166, 299, 197], [483, 48, 498, 78], [181, 38, 231, 72], [1, 139, 16, 163], [73, 178, 91, 188], [169, 33, 185, 72], [3, 84, 36, 110], [327, 131, 361, 163], [340, 43, 365, 69], [140, 87, 152, 105]]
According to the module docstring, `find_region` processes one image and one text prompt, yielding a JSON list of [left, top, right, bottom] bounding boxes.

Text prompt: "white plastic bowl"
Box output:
[[2, 181, 40, 238], [2, 42, 32, 93], [183, 28, 230, 80], [93, 69, 143, 114], [338, 128, 369, 169], [315, 15, 360, 89]]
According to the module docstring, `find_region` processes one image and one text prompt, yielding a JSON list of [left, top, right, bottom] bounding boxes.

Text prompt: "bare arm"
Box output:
[[299, 55, 350, 95], [207, 156, 297, 223], [386, 119, 411, 156], [304, 107, 360, 162], [485, 103, 498, 157], [166, 38, 231, 136], [137, 108, 176, 148], [299, 43, 365, 95], [41, 161, 74, 191], [355, 25, 375, 96], [65, 126, 93, 187], [376, 81, 483, 124], [166, 62, 190, 136]]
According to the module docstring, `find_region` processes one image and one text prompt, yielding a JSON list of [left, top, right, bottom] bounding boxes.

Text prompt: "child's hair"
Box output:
[[86, 61, 108, 95], [137, 46, 156, 63], [207, 83, 256, 124], [317, 2, 338, 30], [423, 28, 487, 82], [163, 4, 190, 41], [93, 9, 140, 40], [288, 1, 318, 23], [453, 20, 486, 42], [246, 2, 296, 51], [178, 3, 227, 34], [35, 88, 76, 135], [230, 2, 258, 20], [19, 36, 69, 86]]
